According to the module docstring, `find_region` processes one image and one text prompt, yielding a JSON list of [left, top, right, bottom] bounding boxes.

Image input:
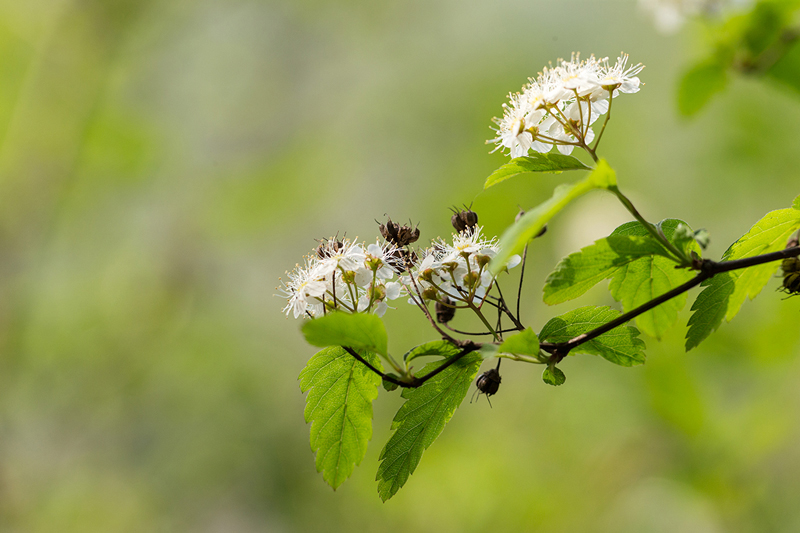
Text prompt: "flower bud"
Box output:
[[341, 270, 356, 284], [435, 296, 456, 323], [476, 368, 501, 397]]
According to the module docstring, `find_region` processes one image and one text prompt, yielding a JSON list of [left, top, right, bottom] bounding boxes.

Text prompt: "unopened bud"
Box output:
[[435, 297, 456, 323]]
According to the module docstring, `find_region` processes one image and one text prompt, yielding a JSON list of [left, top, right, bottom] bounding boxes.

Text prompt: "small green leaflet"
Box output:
[[542, 366, 566, 386], [677, 59, 728, 117], [490, 159, 616, 275], [539, 306, 646, 366], [299, 347, 383, 490], [499, 328, 539, 356], [376, 353, 483, 501], [686, 201, 800, 350], [403, 340, 460, 365], [302, 312, 388, 356], [544, 220, 699, 339], [484, 154, 591, 189]]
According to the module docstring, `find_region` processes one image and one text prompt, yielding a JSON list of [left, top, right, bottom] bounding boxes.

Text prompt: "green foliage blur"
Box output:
[[0, 0, 799, 531]]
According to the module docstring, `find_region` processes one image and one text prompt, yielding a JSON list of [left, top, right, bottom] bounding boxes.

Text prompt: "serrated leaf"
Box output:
[[490, 160, 616, 274], [302, 312, 388, 356], [376, 353, 483, 501], [484, 154, 592, 189], [543, 234, 672, 304], [499, 328, 539, 356], [403, 340, 460, 364], [539, 306, 646, 366], [542, 366, 566, 386], [608, 256, 692, 339], [299, 347, 383, 489], [544, 219, 699, 339], [678, 59, 728, 116], [686, 205, 800, 350]]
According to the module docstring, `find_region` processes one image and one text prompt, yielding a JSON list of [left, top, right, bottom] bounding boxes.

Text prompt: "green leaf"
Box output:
[[302, 312, 388, 356], [499, 328, 540, 356], [677, 59, 728, 117], [490, 159, 616, 274], [299, 347, 383, 489], [539, 306, 646, 366], [543, 234, 673, 304], [484, 154, 592, 189], [542, 366, 566, 386], [608, 256, 692, 340], [686, 204, 800, 350], [376, 353, 483, 501], [403, 340, 460, 364], [544, 219, 699, 339]]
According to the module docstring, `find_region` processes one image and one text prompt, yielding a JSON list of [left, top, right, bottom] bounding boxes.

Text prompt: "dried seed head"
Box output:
[[385, 248, 418, 273], [451, 206, 479, 233], [435, 297, 456, 323], [378, 217, 420, 246], [316, 238, 344, 259]]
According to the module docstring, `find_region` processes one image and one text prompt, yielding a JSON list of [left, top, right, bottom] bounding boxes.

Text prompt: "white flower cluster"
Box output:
[[279, 239, 405, 319], [489, 53, 643, 158], [406, 226, 521, 305]]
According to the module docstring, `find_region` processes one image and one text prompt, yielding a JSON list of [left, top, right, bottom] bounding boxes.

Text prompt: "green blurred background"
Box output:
[[0, 0, 799, 531]]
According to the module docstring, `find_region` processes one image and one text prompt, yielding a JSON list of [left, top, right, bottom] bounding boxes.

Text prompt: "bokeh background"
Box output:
[[0, 0, 799, 531]]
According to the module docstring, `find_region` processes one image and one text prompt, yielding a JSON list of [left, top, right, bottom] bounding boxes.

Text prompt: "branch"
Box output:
[[540, 245, 800, 359], [343, 341, 481, 389]]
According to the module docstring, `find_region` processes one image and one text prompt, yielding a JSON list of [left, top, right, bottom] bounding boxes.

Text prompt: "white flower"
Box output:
[[489, 52, 643, 158], [595, 54, 644, 95], [316, 239, 366, 277], [279, 260, 328, 318], [279, 236, 405, 319]]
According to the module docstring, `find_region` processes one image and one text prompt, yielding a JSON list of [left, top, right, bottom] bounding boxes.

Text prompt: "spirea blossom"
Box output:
[[279, 238, 406, 319], [489, 53, 643, 158], [405, 226, 521, 304]]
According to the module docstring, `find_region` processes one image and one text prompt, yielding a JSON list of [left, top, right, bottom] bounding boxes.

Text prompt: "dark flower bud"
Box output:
[[475, 368, 501, 397], [451, 206, 479, 233], [435, 297, 456, 323], [378, 217, 420, 246], [781, 241, 800, 295]]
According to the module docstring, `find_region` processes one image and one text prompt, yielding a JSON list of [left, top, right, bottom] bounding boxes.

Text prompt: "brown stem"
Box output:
[[540, 246, 800, 360]]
